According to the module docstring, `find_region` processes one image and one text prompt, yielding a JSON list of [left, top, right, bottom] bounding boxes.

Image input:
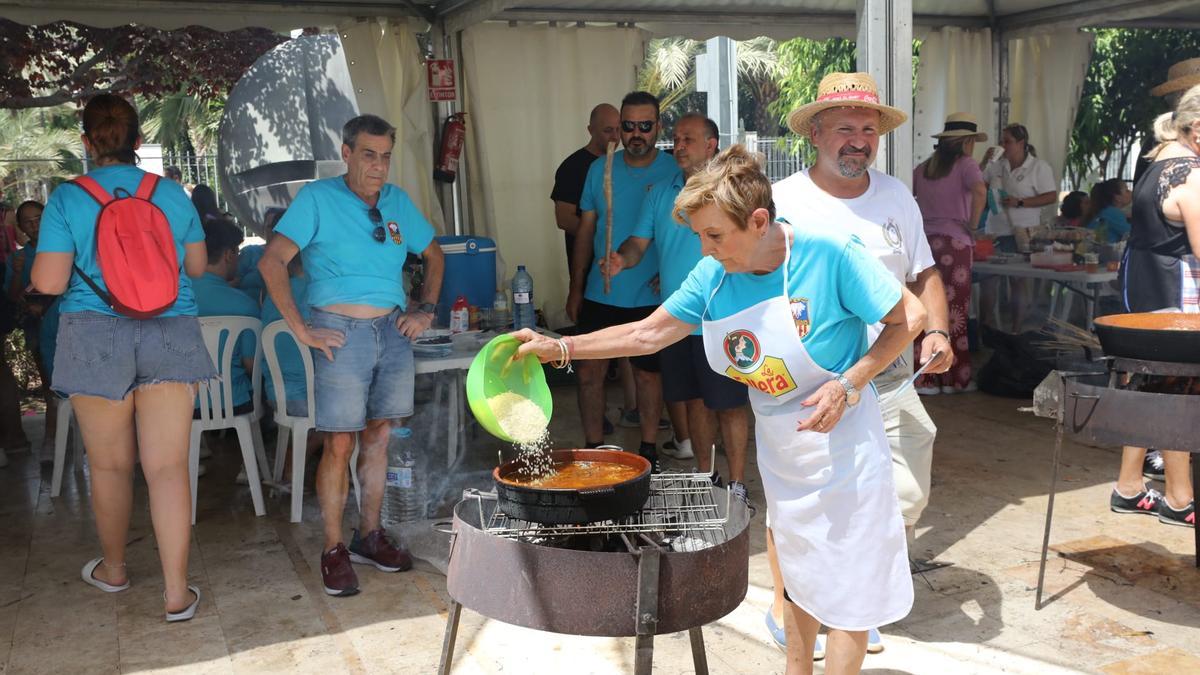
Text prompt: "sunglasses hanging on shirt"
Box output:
[[368, 207, 386, 243], [621, 120, 655, 133]]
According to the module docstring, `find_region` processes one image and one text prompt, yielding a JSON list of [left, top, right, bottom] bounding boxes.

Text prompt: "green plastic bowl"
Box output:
[[466, 334, 553, 443]]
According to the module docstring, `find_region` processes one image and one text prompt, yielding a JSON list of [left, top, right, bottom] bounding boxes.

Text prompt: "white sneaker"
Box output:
[[915, 386, 941, 396], [661, 437, 694, 460]]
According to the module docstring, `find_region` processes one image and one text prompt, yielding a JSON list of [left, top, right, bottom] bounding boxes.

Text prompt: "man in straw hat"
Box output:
[[764, 72, 952, 658]]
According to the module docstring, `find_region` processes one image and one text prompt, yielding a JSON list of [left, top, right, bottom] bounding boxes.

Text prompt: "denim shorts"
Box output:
[[52, 311, 216, 401], [309, 307, 414, 432]]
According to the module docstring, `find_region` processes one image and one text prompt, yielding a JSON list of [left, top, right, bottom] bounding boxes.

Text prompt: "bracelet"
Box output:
[[550, 337, 573, 371], [927, 329, 950, 340]]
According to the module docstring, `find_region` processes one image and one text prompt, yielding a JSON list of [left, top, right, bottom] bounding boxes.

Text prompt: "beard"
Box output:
[[625, 138, 651, 157], [836, 146, 871, 178]]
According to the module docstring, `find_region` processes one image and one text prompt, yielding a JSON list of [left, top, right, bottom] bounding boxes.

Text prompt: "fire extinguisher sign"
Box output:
[[427, 59, 457, 102]]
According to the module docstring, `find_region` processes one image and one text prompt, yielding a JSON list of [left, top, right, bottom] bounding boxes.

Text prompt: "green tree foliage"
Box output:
[[769, 37, 856, 160], [637, 37, 781, 133], [1066, 29, 1200, 188], [0, 106, 82, 203]]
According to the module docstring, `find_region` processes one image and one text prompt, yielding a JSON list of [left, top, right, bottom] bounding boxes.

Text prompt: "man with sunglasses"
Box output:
[[567, 91, 676, 466], [260, 114, 445, 598]]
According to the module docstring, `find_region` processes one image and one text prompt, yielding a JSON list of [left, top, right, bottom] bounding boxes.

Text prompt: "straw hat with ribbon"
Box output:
[[787, 72, 908, 136], [932, 112, 988, 142], [1151, 57, 1200, 97]]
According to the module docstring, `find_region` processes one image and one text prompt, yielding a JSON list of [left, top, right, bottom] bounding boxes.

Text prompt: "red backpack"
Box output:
[[71, 173, 180, 319]]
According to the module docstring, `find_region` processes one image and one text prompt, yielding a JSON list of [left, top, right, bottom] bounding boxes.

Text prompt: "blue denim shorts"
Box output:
[[309, 308, 414, 432], [52, 311, 216, 401]]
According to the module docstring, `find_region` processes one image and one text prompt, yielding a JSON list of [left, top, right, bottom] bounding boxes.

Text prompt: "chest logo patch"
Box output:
[[882, 218, 903, 250], [789, 297, 811, 338], [722, 329, 798, 397], [387, 221, 402, 245]]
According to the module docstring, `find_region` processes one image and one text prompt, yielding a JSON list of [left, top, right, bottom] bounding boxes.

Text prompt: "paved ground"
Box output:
[[1, 380, 1197, 674]]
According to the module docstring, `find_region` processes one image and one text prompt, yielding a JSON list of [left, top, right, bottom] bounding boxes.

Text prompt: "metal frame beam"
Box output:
[[856, 0, 913, 186], [437, 0, 520, 34], [996, 0, 1194, 33], [489, 8, 986, 29]]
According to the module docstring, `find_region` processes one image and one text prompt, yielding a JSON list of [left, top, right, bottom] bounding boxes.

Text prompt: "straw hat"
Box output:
[[786, 72, 908, 136], [1151, 57, 1200, 97], [932, 112, 988, 142]]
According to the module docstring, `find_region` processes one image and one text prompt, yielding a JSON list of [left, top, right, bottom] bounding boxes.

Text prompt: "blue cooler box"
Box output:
[[435, 235, 497, 325]]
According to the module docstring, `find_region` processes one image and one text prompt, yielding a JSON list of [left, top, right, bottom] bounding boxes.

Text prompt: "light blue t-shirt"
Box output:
[[631, 168, 704, 335], [261, 275, 311, 405], [193, 272, 259, 409], [1086, 205, 1132, 243], [274, 177, 435, 310], [236, 243, 266, 302], [38, 165, 204, 317], [663, 224, 902, 374], [579, 149, 677, 307], [5, 242, 35, 292]]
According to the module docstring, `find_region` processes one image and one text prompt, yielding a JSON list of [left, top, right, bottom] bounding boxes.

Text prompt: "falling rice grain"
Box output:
[[488, 392, 554, 478]]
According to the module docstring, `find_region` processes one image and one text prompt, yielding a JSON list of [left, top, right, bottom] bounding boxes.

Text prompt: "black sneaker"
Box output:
[[638, 444, 661, 473], [728, 481, 750, 505], [1142, 450, 1165, 482], [710, 472, 725, 488], [1110, 486, 1163, 515], [1158, 499, 1195, 528]]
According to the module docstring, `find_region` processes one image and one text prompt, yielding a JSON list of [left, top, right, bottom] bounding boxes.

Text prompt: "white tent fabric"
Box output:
[[460, 23, 646, 328], [338, 19, 447, 231], [913, 27, 994, 167], [1007, 30, 1095, 195]]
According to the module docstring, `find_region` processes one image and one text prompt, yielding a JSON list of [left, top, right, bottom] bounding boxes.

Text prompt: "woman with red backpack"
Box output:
[[31, 94, 214, 622]]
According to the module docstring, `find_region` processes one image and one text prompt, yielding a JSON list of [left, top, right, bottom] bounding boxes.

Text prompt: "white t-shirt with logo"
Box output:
[[773, 168, 934, 375], [981, 153, 1057, 234]]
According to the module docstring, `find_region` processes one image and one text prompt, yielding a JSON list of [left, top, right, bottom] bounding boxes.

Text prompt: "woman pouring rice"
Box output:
[[513, 146, 923, 673]]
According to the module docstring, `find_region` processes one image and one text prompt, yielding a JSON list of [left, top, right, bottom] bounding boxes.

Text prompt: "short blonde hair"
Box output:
[[1147, 83, 1200, 160], [673, 145, 775, 229]]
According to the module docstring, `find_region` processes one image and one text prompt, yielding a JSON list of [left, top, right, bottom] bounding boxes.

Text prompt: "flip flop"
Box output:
[[81, 558, 130, 593], [165, 586, 201, 623]]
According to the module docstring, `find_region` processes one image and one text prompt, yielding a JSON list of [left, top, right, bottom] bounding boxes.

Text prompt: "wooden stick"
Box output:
[[603, 140, 616, 295]]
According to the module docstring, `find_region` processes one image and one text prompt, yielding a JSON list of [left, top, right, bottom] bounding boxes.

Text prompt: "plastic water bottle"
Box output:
[[382, 426, 426, 524], [492, 289, 510, 329], [512, 265, 535, 330]]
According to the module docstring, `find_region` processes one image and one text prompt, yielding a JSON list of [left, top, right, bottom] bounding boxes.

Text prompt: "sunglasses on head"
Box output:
[[621, 120, 655, 133], [368, 207, 385, 243]]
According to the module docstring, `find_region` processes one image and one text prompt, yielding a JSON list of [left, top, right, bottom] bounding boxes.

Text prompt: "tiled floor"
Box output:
[[1, 382, 1197, 674]]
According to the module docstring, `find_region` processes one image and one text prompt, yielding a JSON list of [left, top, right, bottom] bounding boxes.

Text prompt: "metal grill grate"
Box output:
[[467, 471, 734, 549]]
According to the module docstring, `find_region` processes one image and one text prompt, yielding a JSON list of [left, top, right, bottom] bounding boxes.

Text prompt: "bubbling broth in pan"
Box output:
[[503, 460, 642, 489]]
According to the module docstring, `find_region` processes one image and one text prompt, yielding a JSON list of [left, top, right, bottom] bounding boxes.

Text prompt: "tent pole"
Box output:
[[856, 0, 913, 186]]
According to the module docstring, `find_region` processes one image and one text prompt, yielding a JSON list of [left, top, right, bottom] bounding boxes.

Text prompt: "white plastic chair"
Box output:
[[261, 320, 361, 523], [50, 397, 85, 497], [189, 316, 270, 523]]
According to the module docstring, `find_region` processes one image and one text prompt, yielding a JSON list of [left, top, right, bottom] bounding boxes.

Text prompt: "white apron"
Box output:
[[700, 234, 913, 630]]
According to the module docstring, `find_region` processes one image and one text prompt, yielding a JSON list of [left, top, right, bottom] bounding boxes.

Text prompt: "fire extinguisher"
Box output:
[[434, 112, 467, 183]]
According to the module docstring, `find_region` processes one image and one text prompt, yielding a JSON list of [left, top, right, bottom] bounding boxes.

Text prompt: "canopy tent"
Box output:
[[4, 0, 1193, 323]]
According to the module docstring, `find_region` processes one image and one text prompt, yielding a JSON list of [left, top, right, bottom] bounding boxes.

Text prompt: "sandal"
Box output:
[[81, 558, 130, 593], [165, 586, 201, 623]]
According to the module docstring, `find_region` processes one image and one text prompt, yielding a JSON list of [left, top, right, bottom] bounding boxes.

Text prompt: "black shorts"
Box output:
[[660, 335, 748, 409], [576, 299, 660, 373]]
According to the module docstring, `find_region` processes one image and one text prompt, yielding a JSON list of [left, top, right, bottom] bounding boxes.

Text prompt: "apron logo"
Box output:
[[723, 330, 762, 372], [789, 297, 811, 339], [387, 221, 403, 245], [883, 218, 903, 250], [722, 329, 798, 397]]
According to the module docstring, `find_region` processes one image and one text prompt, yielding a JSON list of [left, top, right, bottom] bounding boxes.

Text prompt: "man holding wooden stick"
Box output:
[[567, 91, 676, 464]]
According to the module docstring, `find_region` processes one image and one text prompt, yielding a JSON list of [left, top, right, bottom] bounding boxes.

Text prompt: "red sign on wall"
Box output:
[[427, 59, 457, 102]]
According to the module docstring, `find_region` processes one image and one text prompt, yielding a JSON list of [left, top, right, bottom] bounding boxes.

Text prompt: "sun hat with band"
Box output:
[[787, 72, 908, 136], [1151, 57, 1200, 97], [932, 112, 987, 142]]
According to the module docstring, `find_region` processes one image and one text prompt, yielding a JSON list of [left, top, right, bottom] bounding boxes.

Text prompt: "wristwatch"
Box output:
[[835, 374, 861, 407], [415, 302, 436, 315], [1017, 198, 1025, 208]]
